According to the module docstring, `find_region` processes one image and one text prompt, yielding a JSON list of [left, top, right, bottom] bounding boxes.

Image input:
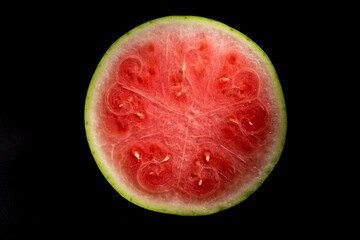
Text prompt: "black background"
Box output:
[[1, 3, 348, 239]]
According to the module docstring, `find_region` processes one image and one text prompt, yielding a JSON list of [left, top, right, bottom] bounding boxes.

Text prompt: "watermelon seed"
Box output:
[[219, 77, 229, 83], [162, 155, 170, 162], [136, 112, 145, 119], [228, 118, 238, 124], [198, 179, 203, 186], [133, 151, 140, 160], [205, 152, 210, 162]]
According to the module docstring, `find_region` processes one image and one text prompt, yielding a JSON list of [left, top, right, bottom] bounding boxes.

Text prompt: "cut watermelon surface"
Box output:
[[85, 16, 287, 215]]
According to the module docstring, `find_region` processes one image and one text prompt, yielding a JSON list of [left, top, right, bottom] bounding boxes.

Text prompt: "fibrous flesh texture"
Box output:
[[85, 16, 286, 215]]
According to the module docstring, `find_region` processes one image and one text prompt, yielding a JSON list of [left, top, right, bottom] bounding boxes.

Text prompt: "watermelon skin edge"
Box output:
[[84, 15, 287, 216]]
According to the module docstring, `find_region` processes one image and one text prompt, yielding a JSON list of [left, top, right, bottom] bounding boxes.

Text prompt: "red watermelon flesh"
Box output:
[[85, 16, 287, 215]]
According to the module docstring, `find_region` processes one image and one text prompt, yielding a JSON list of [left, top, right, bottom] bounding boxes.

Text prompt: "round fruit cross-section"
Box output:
[[85, 16, 287, 215]]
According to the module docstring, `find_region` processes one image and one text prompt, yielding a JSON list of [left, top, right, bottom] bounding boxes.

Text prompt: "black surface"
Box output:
[[1, 4, 342, 239]]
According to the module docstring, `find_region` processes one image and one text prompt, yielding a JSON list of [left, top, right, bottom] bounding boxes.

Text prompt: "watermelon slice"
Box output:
[[85, 16, 287, 215]]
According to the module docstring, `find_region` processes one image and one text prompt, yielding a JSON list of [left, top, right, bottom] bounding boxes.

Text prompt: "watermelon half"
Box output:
[[85, 16, 287, 215]]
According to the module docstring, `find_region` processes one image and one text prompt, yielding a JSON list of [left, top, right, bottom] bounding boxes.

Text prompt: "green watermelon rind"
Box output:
[[84, 15, 287, 216]]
